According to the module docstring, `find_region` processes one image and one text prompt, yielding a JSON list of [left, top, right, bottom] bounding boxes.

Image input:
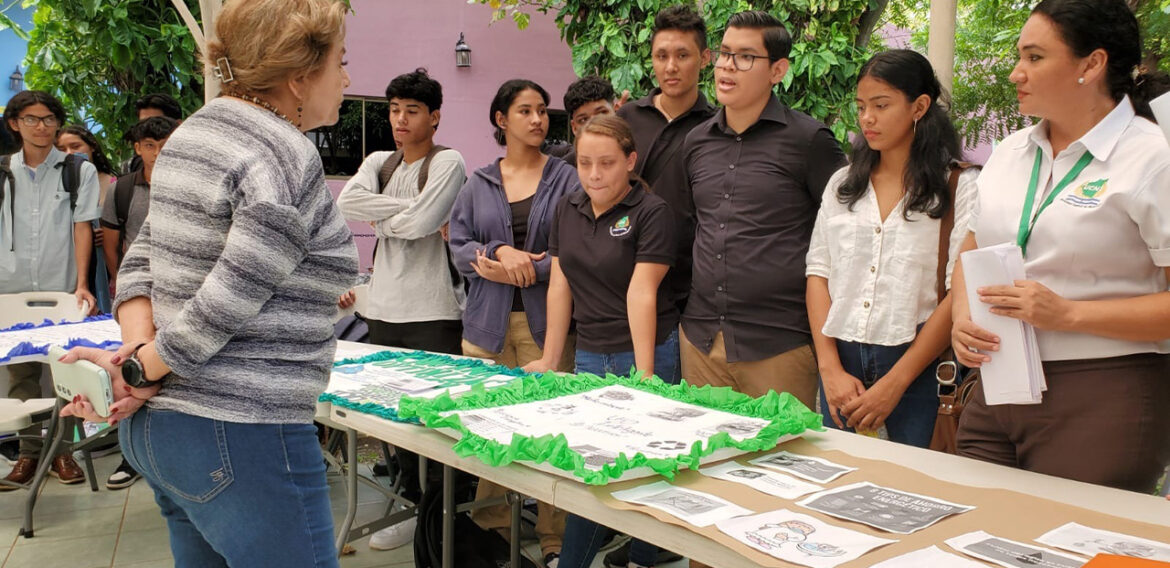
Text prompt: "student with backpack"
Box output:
[[336, 68, 467, 551], [101, 116, 178, 285], [0, 90, 101, 488], [806, 50, 977, 447], [57, 125, 118, 314]]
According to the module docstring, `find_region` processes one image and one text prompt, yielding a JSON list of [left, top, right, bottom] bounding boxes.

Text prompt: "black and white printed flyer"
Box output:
[[797, 482, 974, 534], [946, 531, 1086, 568]]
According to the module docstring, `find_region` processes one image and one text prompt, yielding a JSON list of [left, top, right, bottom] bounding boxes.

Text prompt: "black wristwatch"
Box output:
[[121, 343, 166, 389]]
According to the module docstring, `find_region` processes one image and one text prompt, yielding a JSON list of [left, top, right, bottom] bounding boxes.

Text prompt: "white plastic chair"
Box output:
[[0, 291, 102, 538]]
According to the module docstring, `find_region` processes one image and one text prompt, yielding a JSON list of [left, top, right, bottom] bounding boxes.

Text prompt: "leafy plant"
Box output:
[[17, 0, 205, 163], [476, 0, 891, 146]]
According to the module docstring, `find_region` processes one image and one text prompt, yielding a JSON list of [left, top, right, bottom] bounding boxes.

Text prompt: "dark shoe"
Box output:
[[50, 454, 85, 484], [105, 458, 141, 489], [0, 457, 37, 489], [543, 552, 560, 568], [603, 540, 683, 568]]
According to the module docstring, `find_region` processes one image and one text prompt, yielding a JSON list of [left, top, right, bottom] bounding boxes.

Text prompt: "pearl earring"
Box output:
[[1077, 77, 1085, 84]]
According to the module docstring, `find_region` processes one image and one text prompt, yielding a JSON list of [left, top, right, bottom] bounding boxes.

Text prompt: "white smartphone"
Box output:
[[47, 345, 115, 418]]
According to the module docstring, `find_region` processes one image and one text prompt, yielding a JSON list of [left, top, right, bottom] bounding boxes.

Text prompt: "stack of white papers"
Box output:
[[960, 243, 1046, 405], [1151, 91, 1170, 145]]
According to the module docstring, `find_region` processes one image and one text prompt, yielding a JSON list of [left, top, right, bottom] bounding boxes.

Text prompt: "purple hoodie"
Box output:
[[449, 156, 581, 353]]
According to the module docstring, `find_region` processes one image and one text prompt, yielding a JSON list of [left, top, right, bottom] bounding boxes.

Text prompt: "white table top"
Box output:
[[327, 402, 1170, 568]]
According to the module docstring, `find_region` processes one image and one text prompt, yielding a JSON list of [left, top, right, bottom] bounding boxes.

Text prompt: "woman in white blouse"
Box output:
[[806, 49, 977, 447], [951, 0, 1170, 492]]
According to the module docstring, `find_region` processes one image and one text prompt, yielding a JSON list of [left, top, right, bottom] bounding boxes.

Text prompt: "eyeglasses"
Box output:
[[18, 114, 60, 128], [710, 50, 771, 72]]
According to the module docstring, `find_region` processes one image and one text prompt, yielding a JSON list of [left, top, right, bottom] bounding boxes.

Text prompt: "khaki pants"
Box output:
[[679, 328, 818, 409], [682, 329, 819, 568], [463, 312, 574, 555]]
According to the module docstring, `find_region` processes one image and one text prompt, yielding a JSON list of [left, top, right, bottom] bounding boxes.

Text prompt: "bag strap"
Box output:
[[58, 153, 84, 212], [416, 145, 448, 192], [1, 155, 14, 252], [113, 172, 138, 262], [936, 161, 975, 384]]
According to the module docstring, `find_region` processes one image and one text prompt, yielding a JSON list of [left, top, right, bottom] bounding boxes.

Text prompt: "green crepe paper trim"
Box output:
[[398, 371, 824, 485], [318, 350, 528, 423]]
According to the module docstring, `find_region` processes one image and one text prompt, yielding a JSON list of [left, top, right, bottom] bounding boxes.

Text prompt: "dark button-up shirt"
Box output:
[[682, 95, 846, 362], [617, 89, 716, 311]]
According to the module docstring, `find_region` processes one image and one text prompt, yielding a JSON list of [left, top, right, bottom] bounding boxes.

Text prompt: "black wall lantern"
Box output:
[[9, 67, 23, 92], [455, 33, 471, 68]]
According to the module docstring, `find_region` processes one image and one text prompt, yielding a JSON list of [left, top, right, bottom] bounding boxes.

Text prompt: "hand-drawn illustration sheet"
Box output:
[[1036, 522, 1170, 562], [611, 481, 753, 527], [716, 509, 896, 568]]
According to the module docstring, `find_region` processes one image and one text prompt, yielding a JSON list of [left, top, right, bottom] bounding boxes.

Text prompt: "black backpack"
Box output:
[[110, 170, 140, 261], [412, 476, 537, 568], [0, 152, 86, 252], [374, 146, 464, 289]]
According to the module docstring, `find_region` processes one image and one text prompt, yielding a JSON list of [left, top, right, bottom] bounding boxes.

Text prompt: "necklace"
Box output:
[[235, 93, 293, 125]]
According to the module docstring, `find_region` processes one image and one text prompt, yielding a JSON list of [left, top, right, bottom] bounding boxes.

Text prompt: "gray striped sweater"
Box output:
[[113, 97, 359, 424]]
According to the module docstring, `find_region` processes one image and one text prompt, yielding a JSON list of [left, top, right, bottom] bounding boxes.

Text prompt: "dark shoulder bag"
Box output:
[[929, 162, 982, 455]]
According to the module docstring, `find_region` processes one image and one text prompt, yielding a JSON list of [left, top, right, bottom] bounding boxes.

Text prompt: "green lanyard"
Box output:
[[1016, 147, 1094, 256]]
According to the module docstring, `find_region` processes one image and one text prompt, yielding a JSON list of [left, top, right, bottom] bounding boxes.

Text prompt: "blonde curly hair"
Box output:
[[204, 0, 347, 95]]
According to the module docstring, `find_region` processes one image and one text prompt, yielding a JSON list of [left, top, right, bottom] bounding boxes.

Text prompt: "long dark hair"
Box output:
[[838, 50, 961, 220], [58, 125, 116, 177], [488, 79, 549, 146], [1033, 0, 1169, 120]]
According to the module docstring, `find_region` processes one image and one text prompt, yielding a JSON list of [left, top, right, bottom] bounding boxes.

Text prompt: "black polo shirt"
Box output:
[[617, 90, 716, 312], [549, 183, 677, 354], [682, 95, 846, 362]]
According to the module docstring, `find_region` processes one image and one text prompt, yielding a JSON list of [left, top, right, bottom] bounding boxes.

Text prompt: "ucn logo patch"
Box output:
[[1061, 178, 1108, 208], [610, 215, 631, 237]]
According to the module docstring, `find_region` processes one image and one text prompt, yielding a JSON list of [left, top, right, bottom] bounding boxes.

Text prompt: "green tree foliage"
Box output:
[[478, 0, 891, 145], [891, 0, 1168, 147], [21, 0, 204, 162]]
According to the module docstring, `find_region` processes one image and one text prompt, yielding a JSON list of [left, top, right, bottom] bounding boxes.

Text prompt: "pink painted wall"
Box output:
[[330, 0, 578, 272]]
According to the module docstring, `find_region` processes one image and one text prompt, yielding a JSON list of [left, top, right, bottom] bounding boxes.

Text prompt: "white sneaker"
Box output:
[[368, 517, 417, 551]]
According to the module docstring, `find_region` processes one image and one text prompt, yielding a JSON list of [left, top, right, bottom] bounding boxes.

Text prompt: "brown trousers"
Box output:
[[462, 312, 574, 555], [679, 328, 819, 409], [958, 352, 1170, 493]]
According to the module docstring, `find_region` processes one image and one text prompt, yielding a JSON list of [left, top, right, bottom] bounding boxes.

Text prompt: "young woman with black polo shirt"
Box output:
[[524, 114, 676, 568]]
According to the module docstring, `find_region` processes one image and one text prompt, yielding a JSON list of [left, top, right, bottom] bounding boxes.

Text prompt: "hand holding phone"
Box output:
[[48, 345, 114, 418]]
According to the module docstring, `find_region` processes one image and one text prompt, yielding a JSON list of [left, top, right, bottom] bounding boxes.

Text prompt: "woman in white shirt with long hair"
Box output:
[[807, 49, 977, 448]]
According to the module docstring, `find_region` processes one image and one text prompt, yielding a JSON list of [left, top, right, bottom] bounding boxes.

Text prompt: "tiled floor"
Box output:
[[0, 453, 668, 568], [0, 453, 421, 568]]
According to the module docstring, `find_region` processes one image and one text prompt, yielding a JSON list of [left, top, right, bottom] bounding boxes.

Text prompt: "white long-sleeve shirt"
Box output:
[[806, 166, 978, 346], [337, 149, 467, 323]]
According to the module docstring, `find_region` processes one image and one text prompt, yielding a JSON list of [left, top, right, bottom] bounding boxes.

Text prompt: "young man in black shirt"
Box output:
[[681, 11, 845, 410], [546, 76, 619, 165], [617, 4, 716, 315]]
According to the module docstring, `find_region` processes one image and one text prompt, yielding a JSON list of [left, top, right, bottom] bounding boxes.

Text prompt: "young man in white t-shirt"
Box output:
[[336, 68, 467, 551]]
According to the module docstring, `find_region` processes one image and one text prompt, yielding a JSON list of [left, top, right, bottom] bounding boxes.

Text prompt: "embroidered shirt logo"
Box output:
[[1061, 178, 1108, 208], [610, 215, 631, 237]]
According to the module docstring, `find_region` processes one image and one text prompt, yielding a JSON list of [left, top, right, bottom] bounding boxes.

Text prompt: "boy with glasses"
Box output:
[[1, 90, 101, 488], [681, 11, 845, 410]]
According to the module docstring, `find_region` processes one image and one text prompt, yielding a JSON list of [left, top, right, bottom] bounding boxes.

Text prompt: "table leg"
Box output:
[[22, 403, 64, 538], [509, 491, 521, 568], [442, 464, 454, 568], [335, 427, 359, 555]]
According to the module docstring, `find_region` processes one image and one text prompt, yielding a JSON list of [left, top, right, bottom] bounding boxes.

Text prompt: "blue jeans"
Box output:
[[818, 337, 940, 448], [560, 328, 680, 568], [119, 408, 338, 567], [572, 328, 681, 385]]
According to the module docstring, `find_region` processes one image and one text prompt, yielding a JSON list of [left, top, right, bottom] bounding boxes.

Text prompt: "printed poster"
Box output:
[[611, 481, 753, 527], [1036, 523, 1170, 562], [750, 451, 857, 483], [716, 509, 896, 568], [946, 531, 1086, 568], [700, 460, 823, 500], [870, 545, 987, 568], [447, 385, 772, 470], [797, 482, 974, 534]]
